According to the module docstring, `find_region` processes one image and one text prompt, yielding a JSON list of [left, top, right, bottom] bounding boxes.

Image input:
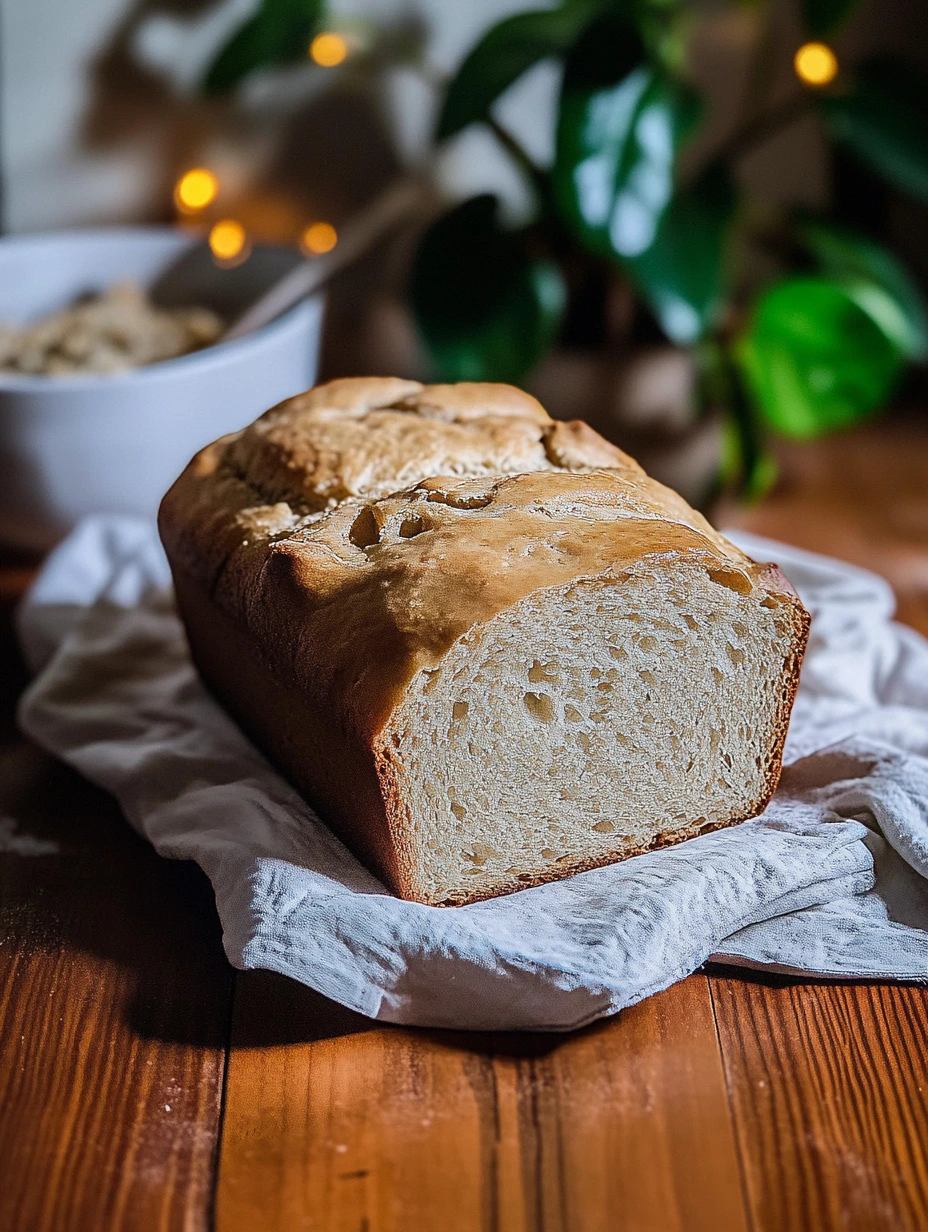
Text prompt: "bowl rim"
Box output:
[[0, 225, 320, 393]]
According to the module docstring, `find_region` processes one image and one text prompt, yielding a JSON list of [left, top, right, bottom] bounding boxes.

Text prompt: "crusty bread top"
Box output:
[[159, 378, 787, 738], [222, 377, 639, 512], [160, 377, 650, 589], [259, 472, 753, 689]]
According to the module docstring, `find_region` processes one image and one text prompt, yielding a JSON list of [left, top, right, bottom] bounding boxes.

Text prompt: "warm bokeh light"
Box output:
[[174, 168, 218, 213], [794, 42, 839, 86], [301, 221, 338, 255], [309, 32, 348, 67], [209, 219, 248, 264]]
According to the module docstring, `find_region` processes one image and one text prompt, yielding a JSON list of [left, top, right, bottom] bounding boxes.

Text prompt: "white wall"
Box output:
[[0, 0, 550, 233], [1, 0, 165, 229]]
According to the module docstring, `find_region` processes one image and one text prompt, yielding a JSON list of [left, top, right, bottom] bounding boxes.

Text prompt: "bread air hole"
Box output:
[[399, 514, 426, 539], [424, 484, 495, 509], [707, 566, 752, 595], [349, 506, 380, 549], [523, 692, 555, 723], [462, 840, 499, 865], [726, 643, 746, 668], [528, 659, 559, 684]]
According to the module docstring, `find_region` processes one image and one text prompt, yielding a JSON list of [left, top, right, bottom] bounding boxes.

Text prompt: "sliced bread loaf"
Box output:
[[160, 378, 809, 905]]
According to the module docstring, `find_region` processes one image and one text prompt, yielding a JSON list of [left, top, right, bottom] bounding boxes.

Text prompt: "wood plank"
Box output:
[[0, 579, 234, 1232], [0, 745, 233, 1232], [710, 974, 928, 1232], [716, 420, 928, 1232], [216, 970, 747, 1232]]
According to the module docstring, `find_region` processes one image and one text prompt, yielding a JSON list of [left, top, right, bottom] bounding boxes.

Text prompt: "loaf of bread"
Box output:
[[159, 377, 809, 906]]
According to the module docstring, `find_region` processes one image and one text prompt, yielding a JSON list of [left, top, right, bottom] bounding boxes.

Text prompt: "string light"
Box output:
[[209, 220, 249, 265], [309, 32, 348, 67], [794, 42, 839, 86], [301, 222, 338, 255], [174, 168, 218, 213]]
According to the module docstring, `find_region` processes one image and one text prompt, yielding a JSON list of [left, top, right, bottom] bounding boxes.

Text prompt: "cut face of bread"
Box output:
[[382, 556, 805, 905], [160, 378, 810, 907]]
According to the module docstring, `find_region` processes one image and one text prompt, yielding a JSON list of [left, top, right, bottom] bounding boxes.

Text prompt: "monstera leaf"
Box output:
[[738, 277, 905, 438], [553, 12, 724, 342], [555, 14, 682, 255], [625, 167, 735, 344], [411, 195, 565, 384], [823, 58, 928, 204], [437, 1, 603, 140], [204, 0, 324, 93], [555, 63, 701, 260], [799, 219, 928, 360]]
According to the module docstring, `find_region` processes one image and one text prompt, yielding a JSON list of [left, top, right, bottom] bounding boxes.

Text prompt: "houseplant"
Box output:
[[203, 0, 928, 497]]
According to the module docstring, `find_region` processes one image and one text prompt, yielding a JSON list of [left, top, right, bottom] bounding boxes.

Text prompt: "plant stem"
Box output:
[[697, 336, 772, 501], [485, 115, 552, 211]]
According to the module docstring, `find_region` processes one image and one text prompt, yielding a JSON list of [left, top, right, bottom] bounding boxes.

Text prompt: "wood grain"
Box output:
[[710, 975, 928, 1232], [0, 580, 234, 1232], [0, 745, 233, 1232], [216, 970, 747, 1232], [714, 415, 928, 1232]]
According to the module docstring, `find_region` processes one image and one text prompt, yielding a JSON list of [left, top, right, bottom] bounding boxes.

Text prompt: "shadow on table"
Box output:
[[230, 967, 571, 1059], [0, 741, 234, 1049], [0, 736, 598, 1056], [5, 742, 881, 1056]]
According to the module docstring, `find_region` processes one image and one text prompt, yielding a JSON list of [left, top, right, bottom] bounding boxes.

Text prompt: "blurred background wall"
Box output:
[[2, 0, 925, 238], [2, 0, 927, 393]]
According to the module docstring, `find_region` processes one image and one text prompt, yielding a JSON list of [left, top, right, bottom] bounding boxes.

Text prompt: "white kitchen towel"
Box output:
[[16, 517, 928, 1031]]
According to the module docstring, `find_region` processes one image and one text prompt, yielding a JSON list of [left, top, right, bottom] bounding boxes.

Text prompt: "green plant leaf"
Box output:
[[798, 219, 928, 360], [634, 0, 689, 74], [625, 167, 735, 343], [555, 60, 702, 261], [410, 195, 566, 384], [738, 277, 904, 438], [204, 0, 324, 94], [720, 416, 778, 501], [436, 2, 603, 141], [698, 338, 776, 501], [800, 0, 860, 37], [823, 57, 928, 203]]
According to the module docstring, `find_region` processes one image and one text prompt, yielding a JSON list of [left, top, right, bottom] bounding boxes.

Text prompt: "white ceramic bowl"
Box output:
[[0, 227, 323, 550]]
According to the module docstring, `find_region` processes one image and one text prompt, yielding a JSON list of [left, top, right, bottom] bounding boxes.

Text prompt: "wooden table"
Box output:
[[2, 417, 928, 1232]]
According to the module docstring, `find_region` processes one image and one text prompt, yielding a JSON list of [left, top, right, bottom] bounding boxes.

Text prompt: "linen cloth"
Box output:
[[16, 516, 928, 1031]]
